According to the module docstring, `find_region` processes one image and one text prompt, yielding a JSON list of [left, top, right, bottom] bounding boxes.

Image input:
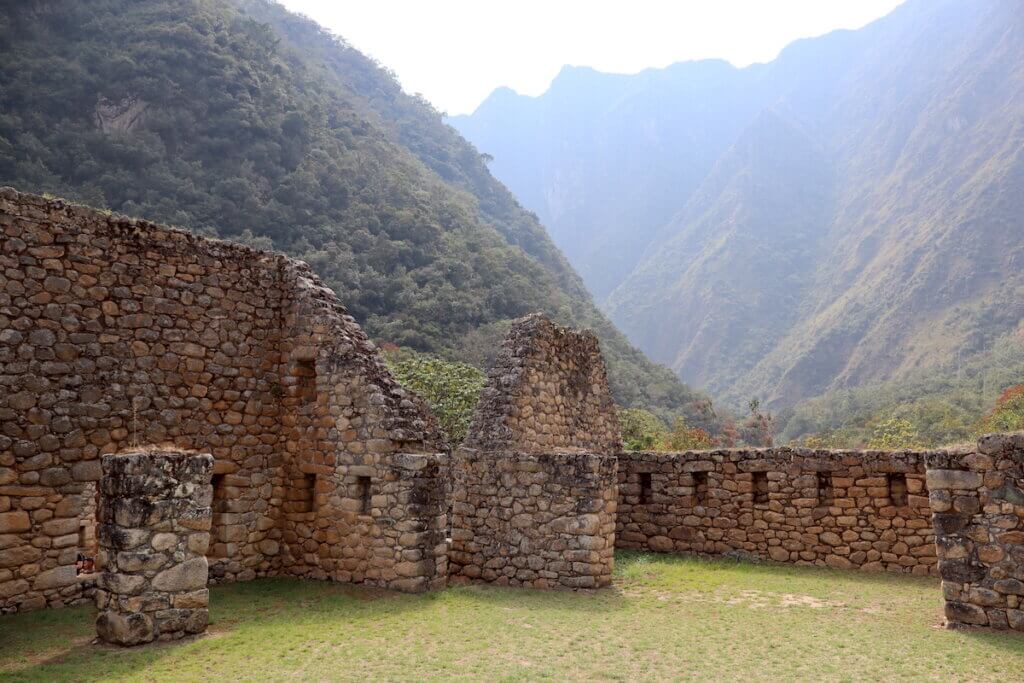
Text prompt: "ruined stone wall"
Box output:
[[463, 313, 620, 454], [94, 450, 212, 645], [451, 314, 619, 589], [617, 448, 936, 574], [0, 188, 446, 613], [928, 434, 1024, 630], [450, 449, 617, 588]]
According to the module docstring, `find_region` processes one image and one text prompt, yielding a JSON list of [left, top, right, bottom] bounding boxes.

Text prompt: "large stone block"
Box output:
[[0, 511, 30, 533], [152, 557, 208, 593], [926, 470, 982, 491], [95, 611, 156, 646]]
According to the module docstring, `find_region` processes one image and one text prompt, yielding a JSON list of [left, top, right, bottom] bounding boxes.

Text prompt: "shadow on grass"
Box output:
[[2, 577, 444, 682], [960, 624, 1024, 656], [615, 548, 941, 590]]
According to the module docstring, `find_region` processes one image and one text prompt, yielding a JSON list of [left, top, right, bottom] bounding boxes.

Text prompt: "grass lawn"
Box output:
[[2, 551, 1024, 681]]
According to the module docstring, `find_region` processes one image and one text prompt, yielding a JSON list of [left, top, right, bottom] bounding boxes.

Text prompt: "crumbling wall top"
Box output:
[[463, 313, 620, 454]]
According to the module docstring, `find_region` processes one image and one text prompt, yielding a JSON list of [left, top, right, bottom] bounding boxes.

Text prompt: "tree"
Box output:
[[619, 408, 667, 451], [740, 398, 774, 447], [867, 416, 922, 449], [384, 349, 485, 445], [663, 417, 713, 451], [978, 384, 1024, 433]]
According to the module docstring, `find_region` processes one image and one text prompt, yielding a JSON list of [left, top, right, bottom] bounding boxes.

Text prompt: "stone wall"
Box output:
[[451, 315, 619, 589], [928, 434, 1024, 630], [463, 313, 620, 454], [449, 449, 617, 588], [617, 448, 936, 574], [94, 450, 212, 645], [0, 188, 446, 613]]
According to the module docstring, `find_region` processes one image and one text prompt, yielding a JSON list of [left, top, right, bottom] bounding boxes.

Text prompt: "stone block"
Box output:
[[0, 511, 30, 533], [32, 566, 77, 591], [945, 601, 988, 626], [926, 470, 982, 491], [152, 557, 208, 593], [95, 611, 156, 646]]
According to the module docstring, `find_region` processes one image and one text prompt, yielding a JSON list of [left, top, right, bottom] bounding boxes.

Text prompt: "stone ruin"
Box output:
[[3, 187, 1024, 637], [95, 450, 212, 645], [449, 314, 620, 588], [0, 187, 447, 629]]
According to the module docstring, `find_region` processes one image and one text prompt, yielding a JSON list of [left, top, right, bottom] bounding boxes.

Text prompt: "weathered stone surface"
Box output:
[[152, 558, 208, 593], [617, 448, 935, 576], [0, 511, 30, 533], [32, 566, 77, 591], [462, 314, 620, 455], [926, 469, 983, 491], [928, 439, 1024, 630], [95, 450, 212, 645], [946, 601, 988, 626], [450, 316, 618, 591], [0, 188, 449, 613], [95, 611, 156, 647]]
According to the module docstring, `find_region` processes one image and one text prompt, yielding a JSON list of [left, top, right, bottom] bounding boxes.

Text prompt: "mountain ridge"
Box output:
[[450, 0, 1024, 416], [0, 0, 717, 430]]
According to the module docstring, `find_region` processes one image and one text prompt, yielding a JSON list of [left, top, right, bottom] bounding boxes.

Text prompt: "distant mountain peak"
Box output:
[[451, 0, 1024, 423]]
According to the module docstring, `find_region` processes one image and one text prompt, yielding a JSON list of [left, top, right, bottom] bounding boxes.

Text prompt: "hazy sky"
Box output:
[[279, 1, 906, 115]]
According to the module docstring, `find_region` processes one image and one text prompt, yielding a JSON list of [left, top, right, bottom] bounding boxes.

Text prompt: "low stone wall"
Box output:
[[928, 434, 1024, 630], [94, 450, 212, 645], [617, 448, 936, 574], [449, 448, 617, 588]]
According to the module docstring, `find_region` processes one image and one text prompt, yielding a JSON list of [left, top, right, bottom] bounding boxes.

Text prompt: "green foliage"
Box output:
[[663, 417, 713, 451], [619, 408, 667, 451], [619, 408, 714, 451], [383, 348, 485, 445], [781, 332, 1024, 448], [866, 417, 923, 450], [0, 0, 716, 434], [978, 385, 1024, 434]]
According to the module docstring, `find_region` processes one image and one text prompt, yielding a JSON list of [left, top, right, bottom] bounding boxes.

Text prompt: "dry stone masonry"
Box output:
[[462, 313, 620, 454], [927, 434, 1024, 630], [5, 188, 1024, 634], [450, 314, 620, 588], [617, 449, 935, 573], [451, 449, 617, 588], [94, 449, 212, 645], [0, 187, 446, 614]]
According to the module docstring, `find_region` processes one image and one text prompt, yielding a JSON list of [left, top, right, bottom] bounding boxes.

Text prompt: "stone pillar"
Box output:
[[928, 434, 1024, 630], [95, 450, 213, 646]]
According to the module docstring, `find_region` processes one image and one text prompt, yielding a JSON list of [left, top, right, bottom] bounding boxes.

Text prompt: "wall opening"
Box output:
[[357, 476, 372, 515], [752, 471, 769, 504], [289, 473, 316, 514], [693, 471, 708, 503], [639, 472, 653, 505], [888, 473, 908, 507], [817, 472, 833, 504], [208, 474, 227, 558], [76, 483, 100, 575]]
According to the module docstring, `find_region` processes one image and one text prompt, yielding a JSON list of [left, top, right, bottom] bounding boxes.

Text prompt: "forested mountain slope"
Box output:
[[0, 0, 715, 428], [452, 0, 1024, 412]]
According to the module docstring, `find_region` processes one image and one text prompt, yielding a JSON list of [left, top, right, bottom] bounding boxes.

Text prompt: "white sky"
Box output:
[[279, 1, 906, 115]]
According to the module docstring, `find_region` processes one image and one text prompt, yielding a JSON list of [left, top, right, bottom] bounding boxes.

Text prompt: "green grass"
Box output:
[[3, 552, 1024, 681]]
